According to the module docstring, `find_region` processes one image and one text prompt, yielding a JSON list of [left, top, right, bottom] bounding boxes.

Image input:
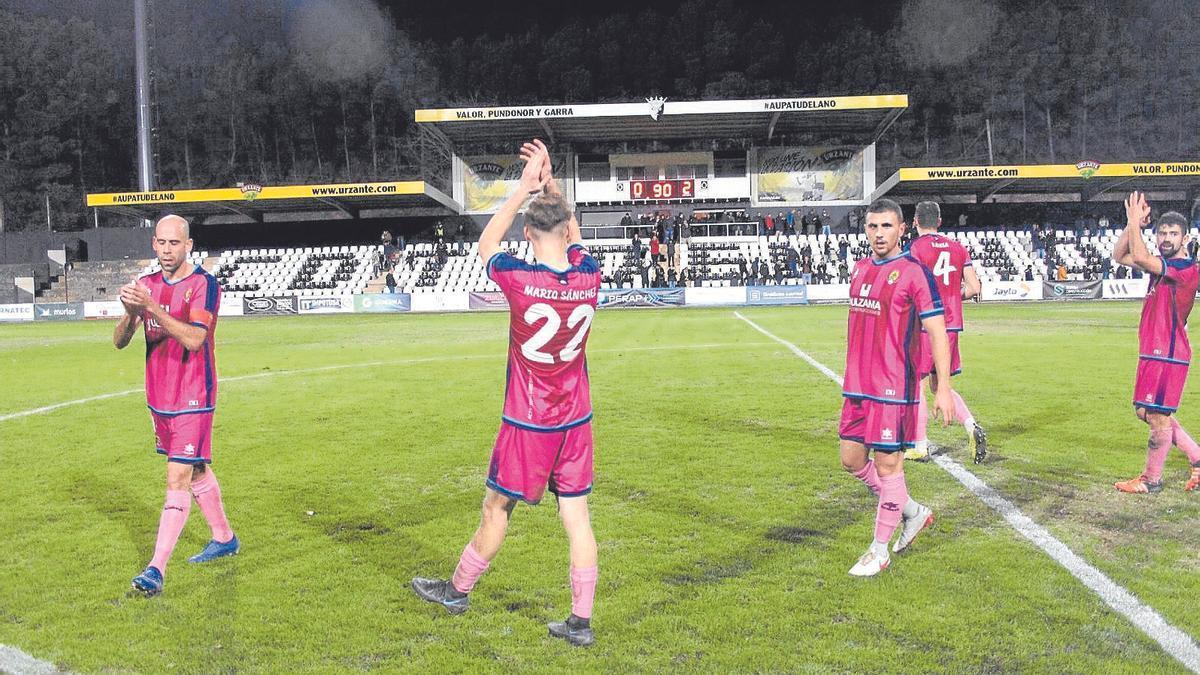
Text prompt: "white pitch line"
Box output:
[[733, 310, 1200, 673], [0, 342, 768, 425], [0, 645, 61, 674]]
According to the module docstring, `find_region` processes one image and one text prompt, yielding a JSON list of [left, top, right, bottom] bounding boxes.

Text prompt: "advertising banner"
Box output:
[[754, 146, 866, 203], [598, 288, 685, 308], [981, 281, 1042, 301], [0, 303, 34, 322], [299, 296, 354, 314], [243, 296, 299, 315], [219, 295, 244, 317], [468, 292, 509, 310], [746, 285, 809, 305], [461, 154, 574, 214], [1043, 280, 1102, 301], [806, 284, 852, 302], [683, 287, 749, 306], [1103, 279, 1149, 299], [34, 302, 85, 321], [354, 293, 412, 313], [84, 301, 126, 319]]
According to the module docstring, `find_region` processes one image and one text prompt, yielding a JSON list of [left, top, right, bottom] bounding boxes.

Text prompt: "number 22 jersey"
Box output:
[[487, 244, 601, 431]]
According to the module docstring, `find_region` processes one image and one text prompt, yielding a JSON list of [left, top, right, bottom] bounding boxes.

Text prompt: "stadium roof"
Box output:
[[415, 95, 908, 145], [85, 181, 460, 221], [873, 162, 1200, 203]]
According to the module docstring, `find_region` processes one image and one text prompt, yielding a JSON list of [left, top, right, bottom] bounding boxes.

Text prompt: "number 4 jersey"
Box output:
[[906, 233, 973, 331], [487, 244, 602, 431]]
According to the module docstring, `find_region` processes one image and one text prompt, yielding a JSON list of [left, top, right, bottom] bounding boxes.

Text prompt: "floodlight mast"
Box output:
[[133, 0, 156, 225]]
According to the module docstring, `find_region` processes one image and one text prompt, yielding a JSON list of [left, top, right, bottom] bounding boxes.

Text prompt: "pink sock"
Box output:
[[1171, 418, 1200, 464], [915, 387, 928, 443], [570, 565, 598, 619], [149, 489, 191, 574], [851, 460, 882, 496], [951, 390, 973, 425], [451, 543, 490, 594], [190, 471, 234, 543], [1143, 427, 1173, 482], [874, 472, 909, 544]]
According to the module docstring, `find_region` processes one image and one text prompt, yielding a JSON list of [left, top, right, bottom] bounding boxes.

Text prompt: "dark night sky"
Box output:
[[374, 0, 904, 41]]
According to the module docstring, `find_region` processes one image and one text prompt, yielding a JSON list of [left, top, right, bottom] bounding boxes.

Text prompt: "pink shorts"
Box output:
[[838, 398, 919, 453], [486, 421, 594, 505], [919, 331, 962, 379], [153, 411, 214, 464], [1133, 358, 1189, 414]]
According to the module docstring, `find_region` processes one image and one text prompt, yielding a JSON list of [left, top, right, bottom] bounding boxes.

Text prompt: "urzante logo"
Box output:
[[238, 181, 263, 200]]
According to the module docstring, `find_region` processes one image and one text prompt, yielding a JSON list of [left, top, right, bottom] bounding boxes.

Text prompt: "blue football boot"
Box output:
[[188, 535, 240, 563], [131, 566, 164, 597]]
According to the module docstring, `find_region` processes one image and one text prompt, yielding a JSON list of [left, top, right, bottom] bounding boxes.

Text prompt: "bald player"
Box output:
[[114, 215, 237, 597]]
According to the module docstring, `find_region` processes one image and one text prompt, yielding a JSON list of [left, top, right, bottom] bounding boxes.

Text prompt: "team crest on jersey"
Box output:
[[1076, 160, 1101, 179], [184, 288, 193, 303], [887, 270, 900, 285]]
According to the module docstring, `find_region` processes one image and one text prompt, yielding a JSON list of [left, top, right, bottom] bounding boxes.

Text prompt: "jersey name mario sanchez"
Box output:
[[522, 284, 598, 301]]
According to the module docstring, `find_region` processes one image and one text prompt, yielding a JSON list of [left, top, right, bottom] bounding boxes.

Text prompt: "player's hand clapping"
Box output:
[[517, 140, 550, 195], [119, 282, 155, 314], [1125, 191, 1152, 229]]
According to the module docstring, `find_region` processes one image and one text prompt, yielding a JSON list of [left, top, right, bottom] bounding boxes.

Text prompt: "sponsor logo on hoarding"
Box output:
[[747, 286, 810, 305], [355, 293, 412, 313], [598, 288, 685, 308], [34, 303, 84, 321], [243, 296, 298, 315], [299, 296, 351, 313], [0, 303, 34, 322]]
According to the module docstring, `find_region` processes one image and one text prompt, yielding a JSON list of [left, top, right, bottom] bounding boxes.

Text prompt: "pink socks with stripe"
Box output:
[[1143, 427, 1173, 482], [451, 543, 490, 594], [874, 472, 909, 544], [1171, 417, 1200, 464], [570, 566, 598, 619], [852, 460, 882, 495], [190, 471, 234, 543], [150, 489, 191, 573]]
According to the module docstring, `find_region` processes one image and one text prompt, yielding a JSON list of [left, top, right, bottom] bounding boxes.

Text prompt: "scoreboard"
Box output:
[[629, 179, 694, 200]]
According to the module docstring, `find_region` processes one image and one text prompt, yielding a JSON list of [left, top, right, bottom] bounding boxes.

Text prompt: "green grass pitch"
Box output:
[[1, 303, 1198, 672]]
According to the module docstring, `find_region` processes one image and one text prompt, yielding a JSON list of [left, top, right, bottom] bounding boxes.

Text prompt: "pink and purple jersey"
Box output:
[[486, 244, 601, 431], [906, 233, 972, 331], [141, 267, 220, 416], [843, 254, 944, 404], [1139, 256, 1199, 364]]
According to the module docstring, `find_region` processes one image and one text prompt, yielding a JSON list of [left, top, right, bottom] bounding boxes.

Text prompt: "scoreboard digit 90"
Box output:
[[630, 179, 694, 200]]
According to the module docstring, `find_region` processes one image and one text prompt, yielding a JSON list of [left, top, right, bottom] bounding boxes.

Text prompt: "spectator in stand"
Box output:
[[665, 228, 676, 268], [1115, 264, 1127, 280], [1098, 213, 1110, 233], [640, 259, 651, 288], [632, 231, 642, 261], [838, 237, 850, 262], [801, 256, 813, 285], [786, 209, 796, 235], [650, 234, 660, 263], [1056, 263, 1068, 281], [819, 209, 831, 236], [677, 267, 689, 287], [773, 260, 785, 285], [787, 247, 799, 277], [1188, 237, 1199, 262], [667, 267, 677, 288], [759, 260, 770, 285], [813, 210, 824, 236], [655, 216, 666, 242], [838, 261, 849, 284], [620, 212, 633, 230], [385, 270, 397, 294], [765, 213, 775, 236], [738, 258, 749, 286], [434, 221, 444, 244], [749, 257, 760, 286], [436, 244, 448, 268], [799, 210, 810, 236], [1101, 256, 1112, 279], [652, 261, 666, 288], [1024, 266, 1034, 281]]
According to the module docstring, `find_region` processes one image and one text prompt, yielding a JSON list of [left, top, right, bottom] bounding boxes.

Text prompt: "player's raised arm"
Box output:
[[113, 282, 142, 349], [1121, 191, 1160, 275], [1111, 225, 1135, 268], [120, 282, 208, 352], [478, 141, 549, 265], [921, 312, 956, 426]]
